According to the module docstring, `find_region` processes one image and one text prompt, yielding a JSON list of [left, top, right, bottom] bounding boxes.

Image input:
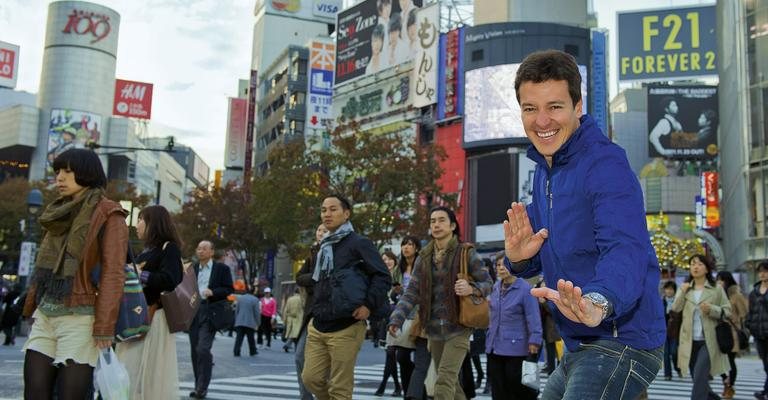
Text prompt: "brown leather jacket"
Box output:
[[24, 197, 129, 338]]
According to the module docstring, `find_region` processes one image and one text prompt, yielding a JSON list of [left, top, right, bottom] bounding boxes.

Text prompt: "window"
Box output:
[[289, 91, 306, 107]]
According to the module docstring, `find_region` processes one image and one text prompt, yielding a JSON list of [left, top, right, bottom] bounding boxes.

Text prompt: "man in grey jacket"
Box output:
[[233, 287, 261, 357]]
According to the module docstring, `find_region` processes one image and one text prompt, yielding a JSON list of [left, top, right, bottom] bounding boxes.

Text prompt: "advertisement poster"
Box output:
[[225, 98, 248, 169], [0, 40, 20, 89], [113, 79, 154, 119], [335, 0, 422, 85], [618, 5, 717, 81], [411, 3, 439, 108], [47, 109, 102, 176], [307, 40, 335, 130], [647, 85, 718, 159]]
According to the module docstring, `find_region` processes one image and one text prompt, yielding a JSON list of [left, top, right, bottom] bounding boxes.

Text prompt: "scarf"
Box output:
[[312, 221, 354, 282], [31, 187, 104, 304]]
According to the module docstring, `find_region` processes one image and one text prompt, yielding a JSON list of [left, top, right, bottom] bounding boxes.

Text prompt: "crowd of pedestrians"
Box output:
[[7, 49, 768, 400]]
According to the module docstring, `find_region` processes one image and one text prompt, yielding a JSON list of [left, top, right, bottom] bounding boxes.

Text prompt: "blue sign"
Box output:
[[310, 69, 333, 96], [591, 30, 608, 136]]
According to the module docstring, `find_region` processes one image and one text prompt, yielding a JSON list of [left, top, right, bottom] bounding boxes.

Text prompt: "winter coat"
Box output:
[[234, 293, 261, 329], [282, 293, 304, 340], [486, 278, 542, 357], [512, 114, 666, 352], [746, 282, 768, 339], [726, 285, 748, 353], [671, 282, 731, 377]]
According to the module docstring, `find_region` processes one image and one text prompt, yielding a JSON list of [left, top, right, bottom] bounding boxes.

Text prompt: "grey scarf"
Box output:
[[312, 221, 354, 281]]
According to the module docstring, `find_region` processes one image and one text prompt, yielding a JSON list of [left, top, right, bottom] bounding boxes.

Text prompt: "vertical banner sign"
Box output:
[[306, 41, 335, 130], [0, 41, 20, 89], [244, 69, 257, 180], [113, 79, 153, 119], [18, 241, 36, 277], [411, 3, 439, 108], [647, 85, 718, 159], [702, 171, 720, 228], [591, 30, 608, 135], [438, 28, 463, 120], [618, 5, 717, 81], [225, 98, 248, 169]]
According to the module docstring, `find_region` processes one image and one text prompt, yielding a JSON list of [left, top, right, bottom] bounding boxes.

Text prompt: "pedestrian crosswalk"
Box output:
[[179, 357, 768, 399]]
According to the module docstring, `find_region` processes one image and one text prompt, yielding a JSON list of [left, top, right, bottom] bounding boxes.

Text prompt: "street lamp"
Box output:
[[18, 189, 43, 286]]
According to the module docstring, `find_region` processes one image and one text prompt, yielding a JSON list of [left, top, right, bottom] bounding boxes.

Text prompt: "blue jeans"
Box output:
[[541, 340, 662, 400], [663, 337, 679, 377]]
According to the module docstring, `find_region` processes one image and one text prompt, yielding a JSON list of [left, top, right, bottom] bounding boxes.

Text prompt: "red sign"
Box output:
[[113, 79, 153, 119], [703, 172, 720, 228], [62, 9, 112, 44], [0, 46, 16, 80], [444, 29, 459, 118]]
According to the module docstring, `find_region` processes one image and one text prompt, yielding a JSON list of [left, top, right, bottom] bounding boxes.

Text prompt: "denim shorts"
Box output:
[[541, 339, 663, 400]]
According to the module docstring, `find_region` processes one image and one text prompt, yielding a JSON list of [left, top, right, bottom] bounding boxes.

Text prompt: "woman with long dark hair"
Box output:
[[672, 254, 731, 400], [376, 250, 402, 396], [116, 205, 184, 399], [22, 148, 128, 400], [392, 236, 421, 395], [716, 271, 748, 399]]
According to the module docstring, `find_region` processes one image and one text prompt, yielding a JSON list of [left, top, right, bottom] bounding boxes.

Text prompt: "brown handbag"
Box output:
[[457, 244, 489, 329], [160, 261, 201, 333]]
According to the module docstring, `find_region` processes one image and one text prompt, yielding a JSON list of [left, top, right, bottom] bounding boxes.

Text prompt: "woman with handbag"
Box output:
[[716, 271, 749, 399], [22, 149, 128, 400], [671, 254, 731, 400], [393, 238, 421, 395], [116, 205, 184, 399], [485, 252, 542, 400]]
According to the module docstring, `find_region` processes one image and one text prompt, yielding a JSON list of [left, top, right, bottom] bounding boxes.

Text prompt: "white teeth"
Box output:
[[537, 129, 557, 138]]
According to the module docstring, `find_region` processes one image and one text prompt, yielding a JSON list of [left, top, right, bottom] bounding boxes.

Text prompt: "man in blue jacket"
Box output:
[[503, 49, 665, 400]]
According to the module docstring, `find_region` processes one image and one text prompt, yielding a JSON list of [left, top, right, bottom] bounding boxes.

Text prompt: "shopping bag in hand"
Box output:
[[94, 348, 130, 400], [521, 353, 540, 390]]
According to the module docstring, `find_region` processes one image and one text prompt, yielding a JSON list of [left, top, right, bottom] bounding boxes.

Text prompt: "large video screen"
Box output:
[[464, 63, 588, 148]]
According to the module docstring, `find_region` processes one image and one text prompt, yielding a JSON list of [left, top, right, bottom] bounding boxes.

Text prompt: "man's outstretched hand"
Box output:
[[530, 279, 604, 328], [504, 202, 548, 263]]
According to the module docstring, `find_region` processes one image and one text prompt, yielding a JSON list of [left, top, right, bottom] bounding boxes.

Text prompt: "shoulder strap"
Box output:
[[459, 243, 473, 280]]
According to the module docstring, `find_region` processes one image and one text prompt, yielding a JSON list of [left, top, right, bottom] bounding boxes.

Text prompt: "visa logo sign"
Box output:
[[313, 0, 341, 17]]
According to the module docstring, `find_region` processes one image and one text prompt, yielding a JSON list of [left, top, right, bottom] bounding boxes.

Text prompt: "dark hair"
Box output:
[[325, 194, 352, 211], [662, 280, 677, 292], [382, 250, 397, 264], [716, 271, 738, 293], [407, 8, 417, 29], [492, 251, 505, 262], [388, 12, 402, 35], [52, 148, 107, 189], [138, 205, 183, 249], [377, 0, 391, 13], [686, 254, 716, 286], [758, 261, 768, 272], [660, 96, 677, 112], [514, 49, 581, 107], [371, 24, 385, 42], [429, 206, 460, 238], [398, 235, 422, 272], [486, 258, 497, 282]]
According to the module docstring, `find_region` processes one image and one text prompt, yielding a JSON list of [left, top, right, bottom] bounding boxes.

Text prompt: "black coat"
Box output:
[[194, 261, 234, 303], [311, 232, 392, 333], [746, 283, 768, 339]]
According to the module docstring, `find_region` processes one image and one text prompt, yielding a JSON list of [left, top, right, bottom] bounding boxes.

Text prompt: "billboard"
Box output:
[[48, 3, 121, 57], [618, 5, 717, 81], [464, 63, 588, 148], [257, 0, 342, 24], [225, 98, 248, 169], [647, 85, 718, 159], [334, 74, 410, 124], [0, 41, 20, 89], [411, 3, 439, 108], [335, 0, 423, 85], [306, 40, 335, 130], [113, 79, 153, 119], [437, 27, 464, 120], [46, 109, 102, 176]]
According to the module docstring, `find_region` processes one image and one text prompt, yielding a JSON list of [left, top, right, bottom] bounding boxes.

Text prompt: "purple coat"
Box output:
[[486, 278, 543, 357]]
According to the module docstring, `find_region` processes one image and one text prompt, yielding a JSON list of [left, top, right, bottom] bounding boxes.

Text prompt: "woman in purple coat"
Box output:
[[486, 254, 542, 399]]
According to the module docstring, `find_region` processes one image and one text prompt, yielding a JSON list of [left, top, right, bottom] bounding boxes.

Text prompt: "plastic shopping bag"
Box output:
[[521, 357, 540, 390], [94, 348, 130, 400]]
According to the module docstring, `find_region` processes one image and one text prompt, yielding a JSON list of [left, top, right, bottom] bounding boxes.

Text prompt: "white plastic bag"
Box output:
[[521, 359, 540, 390], [94, 348, 130, 400]]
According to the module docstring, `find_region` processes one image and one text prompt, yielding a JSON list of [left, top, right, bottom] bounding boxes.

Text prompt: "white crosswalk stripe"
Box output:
[[179, 356, 768, 399]]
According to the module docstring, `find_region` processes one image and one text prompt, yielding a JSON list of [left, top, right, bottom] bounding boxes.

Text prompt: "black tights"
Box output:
[[24, 350, 94, 400], [721, 351, 738, 386]]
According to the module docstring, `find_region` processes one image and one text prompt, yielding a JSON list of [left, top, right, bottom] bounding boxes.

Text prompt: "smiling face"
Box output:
[[55, 167, 87, 198], [382, 254, 396, 270], [519, 79, 582, 167]]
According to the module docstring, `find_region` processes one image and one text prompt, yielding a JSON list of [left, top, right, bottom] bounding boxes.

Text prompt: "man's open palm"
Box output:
[[504, 202, 548, 262]]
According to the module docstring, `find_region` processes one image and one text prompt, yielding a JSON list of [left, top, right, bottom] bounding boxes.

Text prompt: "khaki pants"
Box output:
[[429, 329, 471, 400], [302, 320, 366, 400]]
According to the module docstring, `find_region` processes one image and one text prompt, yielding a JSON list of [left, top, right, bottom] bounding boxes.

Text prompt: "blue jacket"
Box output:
[[508, 115, 666, 351], [486, 278, 542, 357]]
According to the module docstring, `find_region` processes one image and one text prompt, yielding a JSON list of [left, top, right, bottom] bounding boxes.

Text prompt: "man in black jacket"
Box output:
[[747, 261, 768, 400], [301, 194, 392, 400], [189, 240, 234, 399]]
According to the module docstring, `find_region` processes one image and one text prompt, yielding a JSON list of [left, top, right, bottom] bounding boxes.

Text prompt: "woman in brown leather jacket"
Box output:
[[22, 148, 128, 400]]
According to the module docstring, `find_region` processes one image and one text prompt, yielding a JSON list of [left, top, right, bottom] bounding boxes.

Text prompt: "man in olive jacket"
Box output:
[[301, 194, 392, 400]]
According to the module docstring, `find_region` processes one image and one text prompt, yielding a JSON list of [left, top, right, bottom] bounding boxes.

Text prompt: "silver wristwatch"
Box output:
[[583, 292, 613, 321]]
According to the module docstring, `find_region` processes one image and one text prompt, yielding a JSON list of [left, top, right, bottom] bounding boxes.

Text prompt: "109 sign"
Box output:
[[62, 9, 111, 44]]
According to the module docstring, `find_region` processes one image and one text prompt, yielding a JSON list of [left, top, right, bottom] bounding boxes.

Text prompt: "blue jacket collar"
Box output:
[[527, 114, 600, 169]]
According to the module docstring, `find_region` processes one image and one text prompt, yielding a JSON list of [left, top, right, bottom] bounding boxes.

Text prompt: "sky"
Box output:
[[1, 0, 713, 171]]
